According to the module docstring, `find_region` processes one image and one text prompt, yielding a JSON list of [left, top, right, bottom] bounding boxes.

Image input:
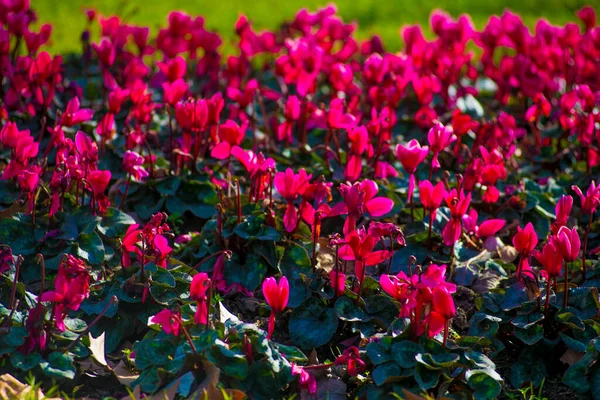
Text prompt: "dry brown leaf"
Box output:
[[499, 245, 519, 263], [113, 361, 140, 387], [89, 332, 108, 367], [0, 374, 62, 400], [560, 349, 584, 366], [120, 385, 141, 400], [192, 361, 246, 400]]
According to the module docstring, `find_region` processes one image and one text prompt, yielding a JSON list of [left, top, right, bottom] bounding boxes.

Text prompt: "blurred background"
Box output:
[[36, 0, 600, 54]]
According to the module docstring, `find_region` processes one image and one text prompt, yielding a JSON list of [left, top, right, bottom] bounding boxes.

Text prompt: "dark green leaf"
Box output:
[[289, 297, 338, 349]]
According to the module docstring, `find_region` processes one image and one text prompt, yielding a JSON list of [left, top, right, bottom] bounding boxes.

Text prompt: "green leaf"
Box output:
[[288, 297, 338, 349], [207, 339, 248, 380], [57, 208, 101, 240], [514, 325, 544, 345], [414, 363, 440, 390], [335, 296, 369, 322], [511, 312, 544, 329], [75, 232, 105, 264], [0, 218, 36, 255], [511, 350, 546, 389], [98, 207, 136, 237], [366, 339, 392, 366], [425, 352, 460, 368], [166, 180, 217, 219], [225, 253, 267, 292], [390, 341, 424, 368], [0, 326, 28, 347], [468, 313, 501, 338], [372, 362, 402, 386], [40, 352, 76, 379], [11, 352, 42, 371], [501, 282, 529, 311], [468, 370, 502, 400]]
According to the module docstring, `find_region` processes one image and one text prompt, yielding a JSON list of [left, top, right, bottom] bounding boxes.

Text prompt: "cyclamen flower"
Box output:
[[572, 181, 600, 215], [190, 272, 211, 325], [396, 140, 429, 202], [427, 122, 455, 169], [60, 97, 94, 127], [339, 227, 392, 283], [512, 223, 538, 257], [123, 151, 149, 181], [418, 180, 445, 214], [333, 180, 393, 234], [555, 226, 580, 262], [551, 195, 573, 234], [211, 120, 248, 160], [151, 309, 181, 336], [274, 168, 312, 232], [291, 364, 317, 394], [533, 241, 563, 278], [262, 276, 289, 339]]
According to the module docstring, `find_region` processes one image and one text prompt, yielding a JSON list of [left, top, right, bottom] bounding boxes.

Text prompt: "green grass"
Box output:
[[35, 0, 600, 55]]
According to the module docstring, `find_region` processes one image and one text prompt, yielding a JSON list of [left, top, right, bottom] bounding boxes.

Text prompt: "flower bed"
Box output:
[[1, 2, 600, 399]]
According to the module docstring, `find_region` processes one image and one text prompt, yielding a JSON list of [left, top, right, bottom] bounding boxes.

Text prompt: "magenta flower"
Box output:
[[555, 226, 581, 262], [339, 227, 392, 283], [151, 309, 181, 336], [427, 122, 455, 169], [291, 364, 317, 394], [396, 139, 429, 202], [513, 223, 538, 257], [190, 272, 211, 325], [211, 120, 248, 160], [572, 181, 600, 215], [418, 180, 445, 214], [162, 78, 188, 106], [123, 151, 149, 181], [551, 195, 573, 234], [60, 97, 94, 127], [262, 276, 289, 339], [332, 180, 394, 234], [274, 168, 312, 232]]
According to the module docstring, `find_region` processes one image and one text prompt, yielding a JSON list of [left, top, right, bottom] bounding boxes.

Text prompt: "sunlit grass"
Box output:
[[34, 0, 600, 55]]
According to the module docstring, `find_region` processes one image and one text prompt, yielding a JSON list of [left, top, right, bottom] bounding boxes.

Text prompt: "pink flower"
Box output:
[[555, 226, 580, 262], [123, 151, 149, 181], [87, 170, 111, 197], [291, 364, 317, 394], [551, 195, 573, 234], [157, 56, 187, 82], [190, 272, 211, 325], [60, 97, 94, 127], [211, 120, 248, 160], [396, 139, 429, 202], [427, 122, 455, 169], [151, 310, 181, 336], [572, 181, 600, 215], [262, 276, 289, 339], [329, 270, 346, 295], [274, 168, 312, 232], [332, 180, 394, 234], [533, 241, 563, 278], [418, 180, 445, 213], [162, 78, 188, 106], [512, 223, 538, 256], [339, 227, 392, 283]]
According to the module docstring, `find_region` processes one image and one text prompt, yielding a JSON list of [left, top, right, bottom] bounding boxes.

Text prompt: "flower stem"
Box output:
[[563, 261, 569, 309], [582, 216, 593, 280], [9, 256, 23, 310], [544, 277, 552, 319], [119, 175, 132, 210], [177, 317, 198, 355], [65, 296, 117, 352]]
